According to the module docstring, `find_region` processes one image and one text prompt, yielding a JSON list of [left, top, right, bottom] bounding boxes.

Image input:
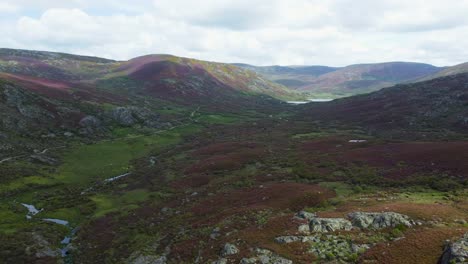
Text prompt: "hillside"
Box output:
[[0, 49, 297, 103], [238, 62, 441, 97], [0, 49, 295, 157], [417, 62, 468, 81], [299, 73, 468, 136]]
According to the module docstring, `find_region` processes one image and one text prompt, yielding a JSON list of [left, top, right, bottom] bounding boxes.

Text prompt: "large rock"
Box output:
[[109, 106, 161, 127], [439, 233, 468, 264], [296, 211, 317, 221], [130, 255, 167, 264], [240, 248, 292, 264], [221, 243, 239, 256], [30, 154, 58, 166], [110, 107, 137, 126], [348, 212, 413, 229], [309, 218, 353, 233], [79, 115, 103, 134], [275, 235, 320, 244]]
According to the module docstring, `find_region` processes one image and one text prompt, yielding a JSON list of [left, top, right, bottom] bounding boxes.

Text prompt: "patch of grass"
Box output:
[[197, 114, 244, 125], [121, 189, 151, 204], [319, 182, 355, 197], [0, 176, 57, 195], [90, 189, 166, 218], [55, 130, 187, 185], [398, 190, 447, 203]]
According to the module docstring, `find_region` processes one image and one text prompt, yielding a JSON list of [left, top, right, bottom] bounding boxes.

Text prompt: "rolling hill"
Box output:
[[237, 62, 442, 97]]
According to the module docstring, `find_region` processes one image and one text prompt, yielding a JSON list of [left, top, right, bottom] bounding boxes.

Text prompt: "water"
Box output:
[[21, 203, 74, 260], [287, 101, 309, 105], [309, 98, 334, 102], [43, 218, 69, 226], [104, 172, 131, 182], [21, 203, 42, 218], [287, 98, 334, 105], [349, 140, 367, 143]]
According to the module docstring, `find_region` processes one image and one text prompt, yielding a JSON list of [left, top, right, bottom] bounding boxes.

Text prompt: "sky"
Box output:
[[1, 0, 468, 66]]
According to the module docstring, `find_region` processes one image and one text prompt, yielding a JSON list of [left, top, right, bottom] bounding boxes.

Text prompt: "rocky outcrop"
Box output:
[[309, 218, 353, 233], [439, 233, 468, 264], [79, 115, 103, 134], [221, 243, 239, 257], [240, 248, 292, 264], [129, 255, 167, 264], [110, 107, 137, 126], [348, 212, 414, 229], [211, 258, 227, 264], [295, 211, 317, 221], [275, 235, 320, 244], [30, 154, 58, 165], [308, 234, 370, 262], [109, 106, 161, 127]]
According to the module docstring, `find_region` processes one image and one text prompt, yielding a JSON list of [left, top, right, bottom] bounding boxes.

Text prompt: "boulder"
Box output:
[[211, 258, 227, 264], [275, 236, 320, 244], [298, 224, 310, 234], [130, 255, 167, 264], [111, 107, 137, 126], [30, 154, 58, 166], [109, 106, 161, 127], [296, 211, 317, 221], [439, 233, 468, 264], [79, 115, 102, 128], [309, 218, 353, 233], [348, 212, 413, 229], [221, 243, 239, 256], [241, 248, 292, 264]]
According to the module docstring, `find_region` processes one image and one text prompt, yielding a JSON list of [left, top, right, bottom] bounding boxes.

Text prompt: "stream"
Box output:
[[21, 203, 74, 259]]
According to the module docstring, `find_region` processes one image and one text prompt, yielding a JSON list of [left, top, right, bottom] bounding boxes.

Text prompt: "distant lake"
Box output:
[[287, 98, 334, 105]]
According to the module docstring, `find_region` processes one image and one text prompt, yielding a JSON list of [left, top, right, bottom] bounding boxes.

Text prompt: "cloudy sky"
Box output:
[[1, 0, 468, 66]]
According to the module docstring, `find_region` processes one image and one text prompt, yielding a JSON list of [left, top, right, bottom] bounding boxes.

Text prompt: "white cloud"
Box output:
[[1, 0, 468, 66], [0, 2, 19, 13]]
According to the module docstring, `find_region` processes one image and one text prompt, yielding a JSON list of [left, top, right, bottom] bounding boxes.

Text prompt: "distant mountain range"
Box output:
[[236, 61, 468, 97]]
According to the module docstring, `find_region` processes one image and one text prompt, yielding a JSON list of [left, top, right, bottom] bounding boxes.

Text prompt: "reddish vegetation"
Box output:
[[340, 142, 468, 178], [193, 142, 259, 156], [190, 183, 334, 224], [300, 138, 468, 179], [361, 227, 466, 264], [185, 142, 266, 174]]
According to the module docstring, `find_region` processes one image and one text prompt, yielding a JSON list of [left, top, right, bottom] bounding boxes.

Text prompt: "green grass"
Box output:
[[54, 127, 197, 185], [90, 189, 151, 218], [0, 176, 57, 195], [398, 190, 448, 203], [319, 182, 356, 197], [197, 114, 244, 124]]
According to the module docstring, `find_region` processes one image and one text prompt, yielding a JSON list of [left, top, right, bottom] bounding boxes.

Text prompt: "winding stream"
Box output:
[[21, 203, 74, 259]]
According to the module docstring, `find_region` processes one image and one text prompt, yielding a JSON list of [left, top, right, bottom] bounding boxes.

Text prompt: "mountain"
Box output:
[[0, 49, 296, 103], [237, 62, 442, 97], [233, 63, 338, 89], [299, 73, 468, 135], [0, 49, 296, 156]]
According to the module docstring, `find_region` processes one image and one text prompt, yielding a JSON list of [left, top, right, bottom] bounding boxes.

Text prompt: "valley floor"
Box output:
[[0, 112, 467, 264]]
